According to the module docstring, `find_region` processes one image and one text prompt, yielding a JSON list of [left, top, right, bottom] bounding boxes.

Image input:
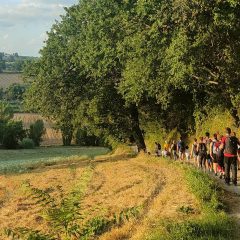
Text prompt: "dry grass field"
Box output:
[[0, 73, 23, 89], [0, 151, 200, 239]]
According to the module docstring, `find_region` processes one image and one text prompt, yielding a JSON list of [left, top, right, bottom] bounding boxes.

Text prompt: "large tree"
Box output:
[[24, 0, 240, 148]]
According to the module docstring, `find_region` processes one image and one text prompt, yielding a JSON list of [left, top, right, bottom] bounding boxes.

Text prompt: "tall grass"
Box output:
[[147, 163, 237, 240]]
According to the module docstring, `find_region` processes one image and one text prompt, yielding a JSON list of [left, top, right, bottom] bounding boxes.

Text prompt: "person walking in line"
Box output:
[[220, 128, 240, 186], [233, 132, 240, 170], [210, 133, 219, 176], [177, 137, 185, 161], [185, 146, 190, 162], [191, 138, 198, 166], [205, 132, 212, 172], [157, 143, 161, 157], [197, 137, 207, 171], [171, 140, 178, 160], [155, 142, 161, 157], [217, 135, 225, 179], [238, 144, 240, 170], [162, 141, 170, 157]]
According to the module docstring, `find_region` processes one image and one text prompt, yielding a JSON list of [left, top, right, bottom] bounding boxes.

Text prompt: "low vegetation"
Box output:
[[0, 150, 238, 239], [0, 101, 46, 149], [0, 146, 109, 174], [146, 163, 237, 240]]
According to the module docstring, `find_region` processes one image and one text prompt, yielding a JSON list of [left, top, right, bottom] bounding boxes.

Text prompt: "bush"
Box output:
[[75, 128, 102, 146], [1, 120, 25, 149], [20, 138, 35, 149], [28, 120, 45, 146]]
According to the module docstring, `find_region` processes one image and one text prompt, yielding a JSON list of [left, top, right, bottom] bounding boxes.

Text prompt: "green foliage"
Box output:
[[184, 166, 223, 211], [75, 128, 102, 146], [0, 100, 13, 121], [1, 120, 25, 149], [23, 0, 240, 148], [5, 83, 27, 101], [146, 163, 236, 240], [5, 228, 53, 240], [28, 120, 45, 147], [0, 147, 109, 174], [195, 107, 239, 138], [151, 214, 235, 240], [20, 138, 35, 149], [177, 205, 195, 215]]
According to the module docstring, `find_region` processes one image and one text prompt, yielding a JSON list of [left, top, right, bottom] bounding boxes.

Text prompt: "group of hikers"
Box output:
[[154, 127, 240, 186]]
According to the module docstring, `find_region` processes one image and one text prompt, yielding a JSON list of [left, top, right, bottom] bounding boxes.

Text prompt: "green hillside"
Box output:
[[0, 52, 36, 73]]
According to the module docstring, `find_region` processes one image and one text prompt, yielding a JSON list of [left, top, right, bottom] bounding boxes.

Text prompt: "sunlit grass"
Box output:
[[0, 146, 109, 174]]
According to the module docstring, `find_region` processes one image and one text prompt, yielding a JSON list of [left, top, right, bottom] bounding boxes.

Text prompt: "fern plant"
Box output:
[[5, 165, 141, 240]]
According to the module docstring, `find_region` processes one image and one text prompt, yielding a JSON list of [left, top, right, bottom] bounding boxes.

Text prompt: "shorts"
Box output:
[[198, 154, 206, 168], [193, 151, 198, 158], [217, 155, 224, 168], [212, 153, 218, 163]]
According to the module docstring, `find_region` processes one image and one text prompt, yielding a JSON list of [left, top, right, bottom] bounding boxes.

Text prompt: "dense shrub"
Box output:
[[75, 128, 103, 146], [28, 120, 45, 146], [20, 138, 35, 149], [1, 120, 25, 149], [5, 83, 27, 101]]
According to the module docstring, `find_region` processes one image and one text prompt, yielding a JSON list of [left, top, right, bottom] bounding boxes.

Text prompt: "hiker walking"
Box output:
[[155, 142, 161, 157], [185, 146, 190, 161], [220, 128, 240, 186], [205, 132, 212, 172], [191, 138, 198, 166], [171, 140, 178, 160], [197, 137, 207, 171], [162, 141, 170, 157], [177, 137, 185, 160], [210, 133, 219, 176], [217, 135, 225, 179]]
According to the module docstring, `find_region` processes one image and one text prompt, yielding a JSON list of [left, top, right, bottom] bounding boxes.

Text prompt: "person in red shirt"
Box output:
[[221, 128, 240, 186]]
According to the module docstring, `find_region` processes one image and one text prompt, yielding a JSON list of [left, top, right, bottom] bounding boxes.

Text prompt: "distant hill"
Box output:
[[0, 52, 37, 73]]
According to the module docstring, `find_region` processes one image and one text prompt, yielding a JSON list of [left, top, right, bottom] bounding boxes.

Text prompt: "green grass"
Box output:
[[145, 162, 237, 240], [0, 146, 110, 174]]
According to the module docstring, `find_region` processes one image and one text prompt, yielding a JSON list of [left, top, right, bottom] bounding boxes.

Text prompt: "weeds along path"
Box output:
[[208, 172, 240, 237], [189, 160, 240, 237]]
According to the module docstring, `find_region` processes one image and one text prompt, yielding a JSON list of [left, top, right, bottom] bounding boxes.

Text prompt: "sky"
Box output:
[[0, 0, 77, 56]]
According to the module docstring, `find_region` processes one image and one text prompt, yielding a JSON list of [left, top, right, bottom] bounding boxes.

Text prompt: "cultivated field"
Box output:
[[0, 151, 199, 239], [0, 146, 109, 174], [0, 73, 23, 89], [0, 149, 239, 239]]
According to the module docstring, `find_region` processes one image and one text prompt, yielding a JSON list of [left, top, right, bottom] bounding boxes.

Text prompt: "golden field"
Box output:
[[0, 151, 200, 239]]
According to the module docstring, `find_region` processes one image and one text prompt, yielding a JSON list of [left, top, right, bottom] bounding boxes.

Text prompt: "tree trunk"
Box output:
[[129, 105, 146, 152], [61, 127, 73, 146]]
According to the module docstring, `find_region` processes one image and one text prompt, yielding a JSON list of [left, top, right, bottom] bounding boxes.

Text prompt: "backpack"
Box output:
[[172, 143, 177, 151], [225, 136, 238, 155], [212, 140, 219, 154], [199, 143, 207, 154], [178, 140, 185, 152]]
